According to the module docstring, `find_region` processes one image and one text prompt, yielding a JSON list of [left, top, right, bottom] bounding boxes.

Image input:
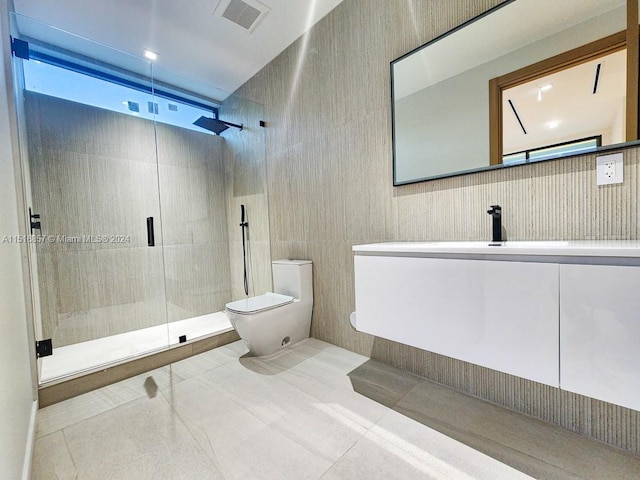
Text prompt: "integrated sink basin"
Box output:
[[353, 240, 640, 258]]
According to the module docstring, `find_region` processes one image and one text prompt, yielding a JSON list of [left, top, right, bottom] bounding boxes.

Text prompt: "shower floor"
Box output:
[[39, 311, 234, 384]]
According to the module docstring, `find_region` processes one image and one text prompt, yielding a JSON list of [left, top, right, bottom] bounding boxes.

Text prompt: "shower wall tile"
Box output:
[[39, 247, 167, 346], [235, 0, 640, 454], [27, 93, 233, 346], [162, 243, 232, 322], [28, 148, 94, 252], [228, 240, 271, 299], [155, 123, 218, 169], [157, 127, 227, 247], [90, 247, 166, 310], [26, 92, 156, 162], [221, 95, 272, 299], [87, 155, 161, 249], [158, 163, 200, 245]]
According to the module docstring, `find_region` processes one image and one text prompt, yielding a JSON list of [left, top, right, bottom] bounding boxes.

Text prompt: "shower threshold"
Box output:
[[40, 311, 234, 385]]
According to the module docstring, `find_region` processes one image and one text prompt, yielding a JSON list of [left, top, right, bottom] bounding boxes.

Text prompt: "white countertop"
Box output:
[[352, 241, 640, 257]]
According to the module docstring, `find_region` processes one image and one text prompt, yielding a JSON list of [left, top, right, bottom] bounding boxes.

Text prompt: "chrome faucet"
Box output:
[[487, 205, 502, 243]]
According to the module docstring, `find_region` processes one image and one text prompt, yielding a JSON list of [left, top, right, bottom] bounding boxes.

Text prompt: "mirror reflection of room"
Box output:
[[391, 0, 630, 185], [502, 49, 627, 164]]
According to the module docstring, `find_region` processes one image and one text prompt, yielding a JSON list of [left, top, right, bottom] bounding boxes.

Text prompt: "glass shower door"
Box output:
[[153, 62, 272, 344], [152, 64, 234, 344], [11, 14, 171, 383]]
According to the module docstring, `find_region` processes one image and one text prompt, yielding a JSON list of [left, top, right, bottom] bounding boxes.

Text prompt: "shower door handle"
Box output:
[[146, 217, 155, 247]]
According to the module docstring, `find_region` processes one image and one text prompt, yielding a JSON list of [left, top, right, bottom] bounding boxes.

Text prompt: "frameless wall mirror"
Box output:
[[391, 0, 628, 185]]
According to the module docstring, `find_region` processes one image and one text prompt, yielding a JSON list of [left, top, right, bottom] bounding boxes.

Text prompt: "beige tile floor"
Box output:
[[32, 339, 640, 480]]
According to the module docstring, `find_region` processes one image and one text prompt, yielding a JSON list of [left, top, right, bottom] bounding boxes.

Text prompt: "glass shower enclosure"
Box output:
[[9, 13, 269, 385]]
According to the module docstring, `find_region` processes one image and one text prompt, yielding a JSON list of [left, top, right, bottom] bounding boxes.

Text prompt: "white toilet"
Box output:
[[225, 259, 313, 356]]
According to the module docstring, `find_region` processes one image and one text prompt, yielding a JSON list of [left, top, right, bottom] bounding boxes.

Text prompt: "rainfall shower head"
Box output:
[[193, 116, 243, 134]]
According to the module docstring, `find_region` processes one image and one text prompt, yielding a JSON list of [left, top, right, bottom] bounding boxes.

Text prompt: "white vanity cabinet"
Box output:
[[353, 241, 640, 406], [560, 264, 640, 411], [354, 254, 560, 386]]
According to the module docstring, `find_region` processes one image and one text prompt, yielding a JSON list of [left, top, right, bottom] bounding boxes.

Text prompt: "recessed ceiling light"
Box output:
[[143, 49, 158, 61], [547, 120, 560, 129]]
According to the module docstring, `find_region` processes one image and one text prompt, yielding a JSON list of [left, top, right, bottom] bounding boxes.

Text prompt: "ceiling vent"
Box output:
[[214, 0, 270, 33]]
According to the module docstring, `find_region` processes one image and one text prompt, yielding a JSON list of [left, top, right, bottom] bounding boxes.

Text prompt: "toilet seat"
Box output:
[[225, 292, 293, 315]]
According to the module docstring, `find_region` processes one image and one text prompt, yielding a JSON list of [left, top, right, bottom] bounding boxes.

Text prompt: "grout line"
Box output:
[[60, 429, 80, 478], [158, 383, 229, 480]]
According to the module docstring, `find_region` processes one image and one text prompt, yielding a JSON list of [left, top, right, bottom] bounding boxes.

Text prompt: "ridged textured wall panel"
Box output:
[[235, 0, 640, 454]]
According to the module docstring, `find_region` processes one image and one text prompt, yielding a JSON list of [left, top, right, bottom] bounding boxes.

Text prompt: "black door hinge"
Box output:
[[10, 36, 30, 59], [29, 207, 41, 233], [35, 339, 53, 358]]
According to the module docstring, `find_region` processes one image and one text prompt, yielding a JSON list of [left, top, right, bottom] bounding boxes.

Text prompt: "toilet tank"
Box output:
[[272, 260, 313, 300]]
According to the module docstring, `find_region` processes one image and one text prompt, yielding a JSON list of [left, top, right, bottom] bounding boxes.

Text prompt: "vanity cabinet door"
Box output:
[[354, 255, 559, 386], [560, 264, 640, 411]]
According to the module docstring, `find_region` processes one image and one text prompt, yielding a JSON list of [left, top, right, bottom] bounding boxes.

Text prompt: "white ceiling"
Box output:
[[12, 0, 344, 102]]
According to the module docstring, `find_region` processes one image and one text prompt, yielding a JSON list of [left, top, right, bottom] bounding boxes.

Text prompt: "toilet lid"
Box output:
[[225, 292, 294, 314]]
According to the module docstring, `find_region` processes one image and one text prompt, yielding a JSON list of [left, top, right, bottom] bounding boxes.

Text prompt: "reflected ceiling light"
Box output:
[[143, 49, 158, 61], [546, 120, 560, 129], [537, 83, 553, 102]]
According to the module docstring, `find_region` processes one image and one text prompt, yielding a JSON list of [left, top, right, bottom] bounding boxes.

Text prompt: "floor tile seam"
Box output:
[[259, 355, 361, 381], [266, 415, 363, 468], [385, 408, 578, 478], [389, 376, 424, 409], [276, 343, 373, 378], [36, 394, 142, 439], [54, 391, 174, 445], [221, 356, 375, 462], [398, 379, 640, 463], [170, 360, 230, 383], [93, 388, 149, 410], [313, 432, 366, 480], [292, 338, 371, 367], [243, 350, 349, 390], [197, 428, 230, 480], [60, 427, 80, 478], [254, 359, 337, 391], [399, 378, 560, 431], [158, 390, 229, 480], [410, 374, 620, 455], [344, 424, 489, 480], [252, 354, 406, 433], [159, 375, 274, 437], [192, 359, 249, 388], [249, 356, 385, 430]]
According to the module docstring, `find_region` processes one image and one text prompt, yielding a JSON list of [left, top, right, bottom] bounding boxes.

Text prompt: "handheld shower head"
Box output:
[[240, 204, 247, 227], [239, 204, 249, 295]]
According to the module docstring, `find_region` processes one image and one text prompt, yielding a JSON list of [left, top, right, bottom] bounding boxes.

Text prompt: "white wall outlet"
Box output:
[[596, 153, 623, 186]]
